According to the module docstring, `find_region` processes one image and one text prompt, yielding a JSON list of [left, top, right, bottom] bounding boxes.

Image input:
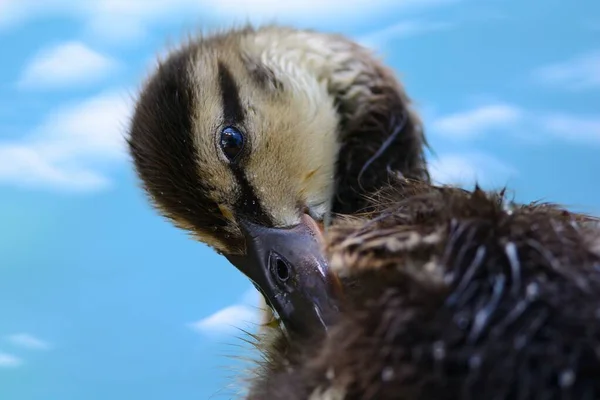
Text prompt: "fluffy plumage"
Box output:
[[248, 178, 600, 400], [128, 24, 429, 256]]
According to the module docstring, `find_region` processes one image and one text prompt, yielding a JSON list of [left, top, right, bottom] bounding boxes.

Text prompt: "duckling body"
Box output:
[[128, 25, 428, 335], [248, 178, 600, 399]]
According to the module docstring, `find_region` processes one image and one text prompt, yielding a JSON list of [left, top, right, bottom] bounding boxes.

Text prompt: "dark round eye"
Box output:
[[219, 126, 245, 161]]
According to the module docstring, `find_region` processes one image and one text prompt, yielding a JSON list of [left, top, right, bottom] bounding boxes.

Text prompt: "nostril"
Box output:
[[269, 252, 293, 285], [275, 258, 290, 282]]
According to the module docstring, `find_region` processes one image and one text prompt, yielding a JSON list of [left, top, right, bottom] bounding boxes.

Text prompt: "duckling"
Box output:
[[248, 178, 600, 400], [127, 24, 429, 337]]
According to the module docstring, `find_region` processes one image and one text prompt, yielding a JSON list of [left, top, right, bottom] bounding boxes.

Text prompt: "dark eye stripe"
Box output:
[[217, 62, 245, 124], [216, 61, 272, 227], [230, 166, 272, 226]]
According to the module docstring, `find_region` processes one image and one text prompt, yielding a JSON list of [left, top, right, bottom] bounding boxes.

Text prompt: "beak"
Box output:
[[225, 214, 342, 337]]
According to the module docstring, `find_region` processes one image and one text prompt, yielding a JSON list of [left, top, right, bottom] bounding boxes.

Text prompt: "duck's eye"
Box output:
[[219, 126, 245, 161]]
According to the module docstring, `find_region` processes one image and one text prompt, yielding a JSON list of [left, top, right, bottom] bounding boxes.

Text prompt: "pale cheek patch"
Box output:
[[303, 168, 319, 182], [298, 167, 321, 199], [243, 77, 340, 227]]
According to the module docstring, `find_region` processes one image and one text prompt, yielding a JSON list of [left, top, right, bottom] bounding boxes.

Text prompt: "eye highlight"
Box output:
[[219, 126, 245, 162]]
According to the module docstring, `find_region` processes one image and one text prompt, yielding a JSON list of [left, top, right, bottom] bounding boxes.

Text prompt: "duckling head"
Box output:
[[128, 24, 430, 338], [128, 27, 344, 337]]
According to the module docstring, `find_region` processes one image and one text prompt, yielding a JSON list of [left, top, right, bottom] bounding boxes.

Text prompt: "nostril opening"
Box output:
[[269, 252, 293, 285], [276, 259, 290, 282]]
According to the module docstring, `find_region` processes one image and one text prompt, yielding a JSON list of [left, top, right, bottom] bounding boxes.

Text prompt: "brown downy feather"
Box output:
[[247, 178, 600, 400]]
